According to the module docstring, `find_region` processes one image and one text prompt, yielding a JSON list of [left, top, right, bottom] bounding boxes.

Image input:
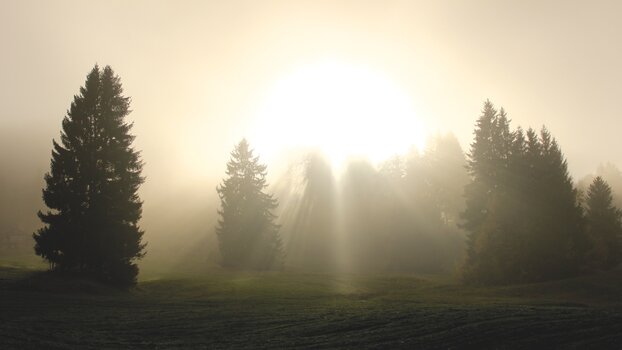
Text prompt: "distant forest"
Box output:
[[9, 65, 622, 285]]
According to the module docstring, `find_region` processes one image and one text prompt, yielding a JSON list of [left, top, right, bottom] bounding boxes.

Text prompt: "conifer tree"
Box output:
[[585, 176, 622, 269], [578, 163, 622, 211], [216, 139, 283, 269], [516, 127, 586, 280], [33, 65, 145, 285], [462, 101, 502, 233], [462, 100, 514, 282]]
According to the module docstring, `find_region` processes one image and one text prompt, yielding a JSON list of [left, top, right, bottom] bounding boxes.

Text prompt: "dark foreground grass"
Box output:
[[2, 267, 622, 349]]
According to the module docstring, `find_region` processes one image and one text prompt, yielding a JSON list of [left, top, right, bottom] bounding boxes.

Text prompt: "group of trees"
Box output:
[[276, 133, 469, 274], [33, 65, 621, 286], [462, 101, 622, 284], [33, 65, 284, 283]]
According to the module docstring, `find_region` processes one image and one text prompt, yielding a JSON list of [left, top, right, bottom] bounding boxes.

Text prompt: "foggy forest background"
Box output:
[[4, 3, 622, 349], [2, 1, 622, 287], [3, 65, 622, 285]]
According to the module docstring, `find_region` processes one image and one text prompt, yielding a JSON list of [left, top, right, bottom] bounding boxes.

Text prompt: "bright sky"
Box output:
[[2, 0, 622, 195]]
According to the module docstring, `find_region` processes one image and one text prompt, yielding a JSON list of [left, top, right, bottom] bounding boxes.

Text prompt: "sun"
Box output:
[[251, 60, 426, 168]]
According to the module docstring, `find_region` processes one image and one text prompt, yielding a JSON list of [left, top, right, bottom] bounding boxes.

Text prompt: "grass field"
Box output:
[[2, 266, 622, 349]]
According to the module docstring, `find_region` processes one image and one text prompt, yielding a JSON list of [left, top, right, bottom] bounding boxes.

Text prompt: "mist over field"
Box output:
[[2, 1, 622, 348]]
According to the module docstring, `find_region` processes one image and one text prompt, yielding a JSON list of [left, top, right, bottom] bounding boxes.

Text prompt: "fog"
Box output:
[[2, 0, 622, 276]]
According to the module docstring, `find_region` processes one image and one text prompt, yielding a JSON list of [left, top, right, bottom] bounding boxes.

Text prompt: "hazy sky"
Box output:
[[2, 0, 622, 211]]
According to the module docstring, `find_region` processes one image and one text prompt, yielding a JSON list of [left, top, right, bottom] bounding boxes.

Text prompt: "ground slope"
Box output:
[[1, 267, 622, 349]]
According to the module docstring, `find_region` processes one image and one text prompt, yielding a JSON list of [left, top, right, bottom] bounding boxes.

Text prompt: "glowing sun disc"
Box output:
[[251, 60, 425, 167]]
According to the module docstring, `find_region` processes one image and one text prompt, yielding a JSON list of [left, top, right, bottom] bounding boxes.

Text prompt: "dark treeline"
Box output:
[[28, 65, 622, 285], [462, 101, 622, 284]]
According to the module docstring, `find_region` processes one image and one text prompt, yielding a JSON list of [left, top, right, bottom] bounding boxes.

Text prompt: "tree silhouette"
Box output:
[[33, 65, 145, 285], [461, 100, 513, 283], [278, 152, 338, 271], [585, 176, 622, 270], [462, 101, 505, 236], [216, 139, 283, 269], [508, 127, 586, 281], [578, 163, 622, 211]]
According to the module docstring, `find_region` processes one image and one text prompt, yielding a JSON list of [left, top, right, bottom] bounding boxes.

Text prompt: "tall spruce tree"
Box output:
[[526, 127, 586, 280], [216, 139, 283, 269], [462, 101, 501, 234], [33, 65, 145, 285], [462, 100, 514, 282], [585, 176, 622, 269]]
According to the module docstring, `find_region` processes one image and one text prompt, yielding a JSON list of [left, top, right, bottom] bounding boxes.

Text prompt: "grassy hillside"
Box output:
[[1, 267, 622, 349]]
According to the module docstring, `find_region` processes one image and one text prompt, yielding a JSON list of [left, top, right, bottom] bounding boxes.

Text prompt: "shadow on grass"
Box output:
[[0, 266, 129, 295]]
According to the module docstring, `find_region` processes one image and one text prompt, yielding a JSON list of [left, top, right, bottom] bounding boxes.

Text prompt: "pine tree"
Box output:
[[462, 101, 501, 234], [33, 65, 145, 285], [510, 127, 586, 281], [462, 100, 514, 283], [578, 163, 622, 211], [216, 139, 283, 269], [585, 176, 622, 269]]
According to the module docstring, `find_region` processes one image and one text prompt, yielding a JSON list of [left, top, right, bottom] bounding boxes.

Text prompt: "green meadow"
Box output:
[[2, 266, 622, 349]]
